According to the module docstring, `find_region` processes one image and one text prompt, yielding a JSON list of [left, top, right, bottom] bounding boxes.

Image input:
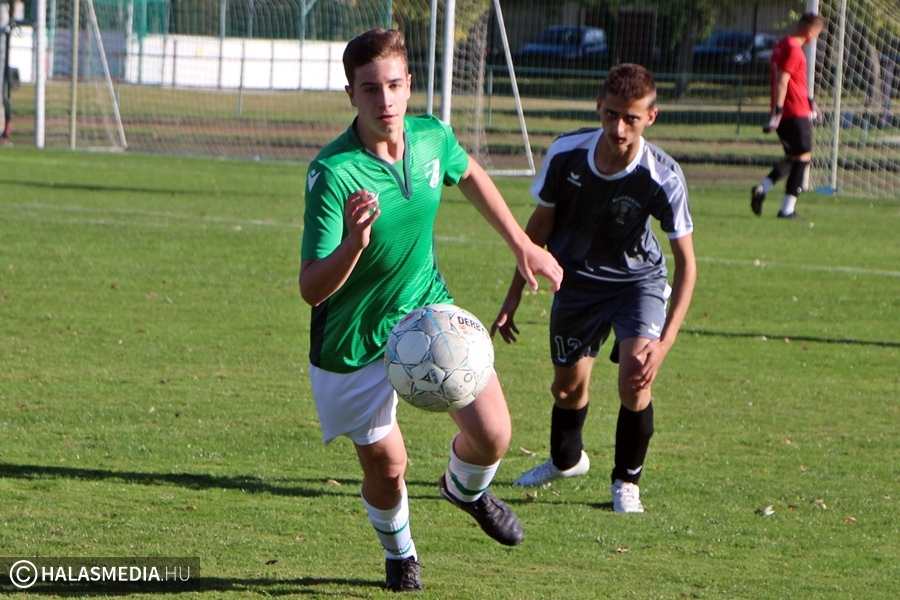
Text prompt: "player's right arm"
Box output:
[[491, 205, 555, 343], [772, 69, 791, 111], [299, 189, 380, 307], [764, 68, 791, 132]]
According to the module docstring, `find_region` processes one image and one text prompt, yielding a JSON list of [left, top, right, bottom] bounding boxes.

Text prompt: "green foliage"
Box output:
[[0, 149, 897, 599]]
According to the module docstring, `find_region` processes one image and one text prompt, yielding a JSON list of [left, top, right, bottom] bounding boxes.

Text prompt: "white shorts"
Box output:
[[308, 360, 398, 446]]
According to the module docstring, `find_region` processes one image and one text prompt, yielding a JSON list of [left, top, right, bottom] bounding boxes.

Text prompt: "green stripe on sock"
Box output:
[[373, 519, 409, 537], [449, 471, 488, 497]]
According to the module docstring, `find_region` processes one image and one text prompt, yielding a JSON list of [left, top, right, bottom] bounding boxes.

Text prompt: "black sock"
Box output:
[[550, 404, 588, 470], [786, 160, 810, 196], [767, 158, 792, 183], [611, 402, 654, 484]]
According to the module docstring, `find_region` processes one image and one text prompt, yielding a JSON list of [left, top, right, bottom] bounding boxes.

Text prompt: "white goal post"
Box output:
[[435, 0, 534, 175], [73, 0, 127, 149]]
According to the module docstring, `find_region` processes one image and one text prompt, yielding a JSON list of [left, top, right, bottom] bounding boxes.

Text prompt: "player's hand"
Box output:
[[344, 190, 380, 250], [517, 244, 563, 293], [762, 109, 783, 134], [628, 338, 671, 391], [491, 292, 522, 344], [809, 98, 823, 125]]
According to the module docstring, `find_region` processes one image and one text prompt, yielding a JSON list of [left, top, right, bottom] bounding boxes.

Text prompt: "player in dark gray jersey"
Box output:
[[492, 63, 697, 513], [532, 127, 692, 285]]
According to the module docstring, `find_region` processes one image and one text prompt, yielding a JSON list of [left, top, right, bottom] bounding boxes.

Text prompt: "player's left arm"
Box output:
[[632, 233, 697, 390], [456, 157, 563, 293]]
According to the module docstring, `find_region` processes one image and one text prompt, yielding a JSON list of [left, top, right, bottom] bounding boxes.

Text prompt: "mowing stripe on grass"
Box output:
[[6, 203, 900, 279]]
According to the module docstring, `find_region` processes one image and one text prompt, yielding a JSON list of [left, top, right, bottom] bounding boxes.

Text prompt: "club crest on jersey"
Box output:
[[611, 195, 641, 224], [566, 171, 582, 187], [423, 159, 441, 188]]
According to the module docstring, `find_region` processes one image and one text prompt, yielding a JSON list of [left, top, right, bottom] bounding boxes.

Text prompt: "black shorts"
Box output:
[[776, 117, 813, 156], [549, 277, 671, 367]]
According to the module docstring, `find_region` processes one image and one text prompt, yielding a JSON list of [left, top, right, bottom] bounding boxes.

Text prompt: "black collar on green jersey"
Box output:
[[348, 119, 413, 200]]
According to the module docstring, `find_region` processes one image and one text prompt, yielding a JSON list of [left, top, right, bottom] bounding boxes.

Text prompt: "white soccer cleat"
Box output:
[[513, 450, 590, 488], [611, 479, 645, 513]]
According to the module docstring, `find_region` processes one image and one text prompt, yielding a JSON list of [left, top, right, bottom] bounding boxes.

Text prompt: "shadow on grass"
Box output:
[[506, 323, 899, 349], [684, 328, 900, 348], [0, 462, 363, 498], [0, 462, 468, 501], [0, 178, 258, 199], [6, 576, 381, 596]]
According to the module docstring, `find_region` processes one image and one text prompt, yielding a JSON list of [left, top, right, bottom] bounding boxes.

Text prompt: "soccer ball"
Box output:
[[384, 304, 495, 412]]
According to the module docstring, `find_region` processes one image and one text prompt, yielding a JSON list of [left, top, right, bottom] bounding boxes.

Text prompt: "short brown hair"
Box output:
[[343, 28, 408, 87], [798, 13, 825, 34], [599, 63, 657, 107]]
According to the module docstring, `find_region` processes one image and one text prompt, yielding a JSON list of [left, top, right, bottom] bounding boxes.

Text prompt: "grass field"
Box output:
[[1, 147, 898, 599]]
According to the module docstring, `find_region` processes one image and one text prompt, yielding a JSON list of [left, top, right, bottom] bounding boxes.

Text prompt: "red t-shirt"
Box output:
[[770, 36, 810, 118]]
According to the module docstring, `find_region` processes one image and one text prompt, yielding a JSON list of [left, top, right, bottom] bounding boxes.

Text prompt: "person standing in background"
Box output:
[[751, 13, 825, 219]]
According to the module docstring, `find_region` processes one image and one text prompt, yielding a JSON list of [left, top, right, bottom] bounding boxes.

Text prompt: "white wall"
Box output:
[[9, 25, 34, 82], [9, 28, 349, 92], [127, 35, 348, 91]]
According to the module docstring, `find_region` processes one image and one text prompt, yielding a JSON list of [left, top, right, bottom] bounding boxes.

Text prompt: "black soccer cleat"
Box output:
[[777, 210, 803, 220], [385, 557, 423, 592], [438, 474, 524, 546], [751, 185, 766, 216]]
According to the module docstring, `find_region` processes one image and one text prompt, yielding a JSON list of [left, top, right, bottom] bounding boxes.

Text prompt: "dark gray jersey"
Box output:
[[532, 128, 693, 288]]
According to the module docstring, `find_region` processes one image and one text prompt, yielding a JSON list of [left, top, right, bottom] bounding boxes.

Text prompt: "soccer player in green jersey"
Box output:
[[299, 28, 562, 592]]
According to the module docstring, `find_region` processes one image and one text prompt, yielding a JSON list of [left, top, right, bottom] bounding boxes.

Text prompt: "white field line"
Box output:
[[4, 202, 900, 279], [695, 256, 900, 278]]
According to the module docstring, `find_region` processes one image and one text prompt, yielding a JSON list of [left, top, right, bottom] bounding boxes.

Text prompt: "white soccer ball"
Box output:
[[384, 304, 495, 412]]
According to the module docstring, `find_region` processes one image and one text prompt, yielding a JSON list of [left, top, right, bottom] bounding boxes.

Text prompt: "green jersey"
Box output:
[[301, 114, 470, 373]]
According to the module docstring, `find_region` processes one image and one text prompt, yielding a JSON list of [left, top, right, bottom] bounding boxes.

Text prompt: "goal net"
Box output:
[[40, 0, 127, 150], [813, 0, 900, 198], [16, 0, 900, 197], [32, 0, 532, 172]]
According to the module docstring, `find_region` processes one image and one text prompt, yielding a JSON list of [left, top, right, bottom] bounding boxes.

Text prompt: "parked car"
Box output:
[[692, 30, 778, 82], [515, 26, 609, 72]]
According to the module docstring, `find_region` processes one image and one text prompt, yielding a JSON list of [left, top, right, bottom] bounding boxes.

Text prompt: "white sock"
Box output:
[[761, 177, 774, 194], [781, 195, 798, 214], [361, 485, 417, 561], [444, 435, 500, 502]]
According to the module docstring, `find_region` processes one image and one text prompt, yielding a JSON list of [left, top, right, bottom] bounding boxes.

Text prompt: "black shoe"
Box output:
[[438, 474, 524, 546], [385, 557, 422, 592], [777, 210, 802, 219], [751, 185, 766, 216]]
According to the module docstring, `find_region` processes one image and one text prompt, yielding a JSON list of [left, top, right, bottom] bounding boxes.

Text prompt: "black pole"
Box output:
[[1, 1, 11, 144], [738, 3, 760, 134]]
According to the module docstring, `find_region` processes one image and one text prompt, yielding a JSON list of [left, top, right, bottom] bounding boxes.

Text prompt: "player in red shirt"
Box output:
[[751, 13, 825, 219]]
